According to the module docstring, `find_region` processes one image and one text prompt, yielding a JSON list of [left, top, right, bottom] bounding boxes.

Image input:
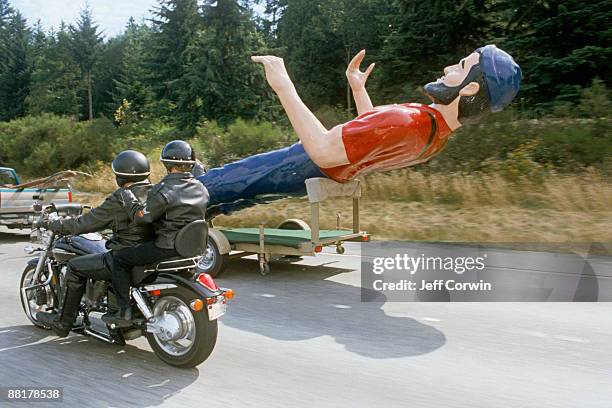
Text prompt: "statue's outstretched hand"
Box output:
[[252, 56, 294, 93], [346, 49, 375, 91]]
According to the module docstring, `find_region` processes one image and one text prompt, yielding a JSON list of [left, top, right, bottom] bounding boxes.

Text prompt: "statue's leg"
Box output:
[[272, 87, 349, 169], [252, 56, 350, 169], [198, 143, 327, 215]]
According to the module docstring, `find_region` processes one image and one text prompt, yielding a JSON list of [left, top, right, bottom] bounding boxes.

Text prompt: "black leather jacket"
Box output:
[[124, 172, 209, 249], [49, 181, 155, 250]]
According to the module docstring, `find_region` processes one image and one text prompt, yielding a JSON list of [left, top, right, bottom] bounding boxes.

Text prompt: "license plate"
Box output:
[[208, 301, 226, 320]]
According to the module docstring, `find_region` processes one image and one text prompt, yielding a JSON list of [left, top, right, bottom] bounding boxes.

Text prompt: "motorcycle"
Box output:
[[19, 203, 233, 368]]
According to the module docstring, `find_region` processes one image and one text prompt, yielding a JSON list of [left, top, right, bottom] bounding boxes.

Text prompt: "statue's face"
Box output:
[[424, 52, 481, 105], [440, 52, 481, 87]]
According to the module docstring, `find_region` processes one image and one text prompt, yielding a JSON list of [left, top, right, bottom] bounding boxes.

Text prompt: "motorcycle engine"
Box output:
[[83, 280, 108, 309]]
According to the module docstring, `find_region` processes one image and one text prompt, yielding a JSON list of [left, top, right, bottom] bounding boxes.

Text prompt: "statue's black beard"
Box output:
[[422, 54, 493, 122], [423, 69, 491, 122], [423, 81, 462, 105]]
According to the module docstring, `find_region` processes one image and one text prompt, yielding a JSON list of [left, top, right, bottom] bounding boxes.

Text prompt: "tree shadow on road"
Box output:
[[0, 325, 199, 407], [216, 258, 446, 359]]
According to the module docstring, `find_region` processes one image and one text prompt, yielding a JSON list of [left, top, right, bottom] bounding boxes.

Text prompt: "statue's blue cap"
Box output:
[[479, 45, 522, 112]]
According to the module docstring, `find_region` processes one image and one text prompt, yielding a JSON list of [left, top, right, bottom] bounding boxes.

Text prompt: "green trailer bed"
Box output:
[[220, 227, 362, 248], [202, 178, 369, 275]]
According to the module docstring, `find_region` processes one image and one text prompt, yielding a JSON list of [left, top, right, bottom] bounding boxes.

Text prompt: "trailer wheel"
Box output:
[[277, 219, 310, 231], [197, 239, 228, 278], [277, 219, 310, 261]]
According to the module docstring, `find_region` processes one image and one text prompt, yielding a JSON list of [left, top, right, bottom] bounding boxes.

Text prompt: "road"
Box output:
[[0, 229, 611, 408]]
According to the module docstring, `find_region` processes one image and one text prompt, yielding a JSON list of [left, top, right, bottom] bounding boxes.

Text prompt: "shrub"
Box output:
[[116, 119, 181, 154], [0, 114, 116, 175], [195, 119, 294, 167]]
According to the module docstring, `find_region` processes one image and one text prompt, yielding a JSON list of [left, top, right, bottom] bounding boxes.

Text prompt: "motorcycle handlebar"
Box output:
[[30, 203, 89, 232], [32, 203, 88, 215]]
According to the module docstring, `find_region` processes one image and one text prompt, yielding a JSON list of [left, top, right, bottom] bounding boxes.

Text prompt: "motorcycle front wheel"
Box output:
[[19, 264, 54, 329], [146, 286, 218, 368]]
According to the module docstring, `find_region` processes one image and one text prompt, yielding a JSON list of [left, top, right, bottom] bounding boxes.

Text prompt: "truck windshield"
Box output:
[[0, 170, 17, 186]]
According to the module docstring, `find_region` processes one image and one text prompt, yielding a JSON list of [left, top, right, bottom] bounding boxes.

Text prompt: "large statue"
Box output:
[[199, 45, 521, 215]]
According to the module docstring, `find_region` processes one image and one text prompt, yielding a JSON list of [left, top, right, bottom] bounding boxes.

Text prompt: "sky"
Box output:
[[11, 0, 167, 37]]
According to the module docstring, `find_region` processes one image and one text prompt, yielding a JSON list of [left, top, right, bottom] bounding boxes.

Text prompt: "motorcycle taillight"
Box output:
[[197, 273, 219, 291]]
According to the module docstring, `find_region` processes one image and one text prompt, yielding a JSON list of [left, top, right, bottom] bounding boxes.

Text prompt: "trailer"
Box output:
[[198, 177, 370, 276]]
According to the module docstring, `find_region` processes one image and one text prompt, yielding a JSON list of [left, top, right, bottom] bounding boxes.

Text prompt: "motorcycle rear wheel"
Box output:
[[146, 286, 218, 368]]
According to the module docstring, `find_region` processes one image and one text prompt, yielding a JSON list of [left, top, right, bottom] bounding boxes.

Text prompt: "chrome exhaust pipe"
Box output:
[[83, 328, 113, 343]]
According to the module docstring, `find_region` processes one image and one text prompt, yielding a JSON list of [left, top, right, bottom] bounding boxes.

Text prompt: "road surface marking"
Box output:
[[555, 335, 588, 343]]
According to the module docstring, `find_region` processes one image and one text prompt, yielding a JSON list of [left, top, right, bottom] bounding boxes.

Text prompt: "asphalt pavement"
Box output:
[[0, 228, 611, 408]]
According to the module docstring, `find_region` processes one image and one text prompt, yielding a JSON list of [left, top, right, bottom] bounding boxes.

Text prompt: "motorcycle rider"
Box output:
[[35, 150, 155, 337], [103, 140, 209, 327]]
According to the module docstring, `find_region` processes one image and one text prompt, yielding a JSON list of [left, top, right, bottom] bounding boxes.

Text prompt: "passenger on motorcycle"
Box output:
[[35, 150, 154, 337], [103, 140, 209, 327]]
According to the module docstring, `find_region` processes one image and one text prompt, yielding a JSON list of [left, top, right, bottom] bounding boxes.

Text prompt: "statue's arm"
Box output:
[[346, 50, 375, 116]]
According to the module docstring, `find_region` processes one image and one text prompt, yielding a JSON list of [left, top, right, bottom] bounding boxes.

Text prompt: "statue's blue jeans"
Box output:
[[198, 143, 327, 216]]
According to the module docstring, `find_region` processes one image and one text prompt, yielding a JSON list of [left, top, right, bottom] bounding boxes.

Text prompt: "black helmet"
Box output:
[[161, 140, 196, 170], [112, 150, 150, 187]]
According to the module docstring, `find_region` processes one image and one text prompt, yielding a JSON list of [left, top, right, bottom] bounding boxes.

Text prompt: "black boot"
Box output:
[[37, 279, 85, 338], [36, 312, 71, 337], [102, 306, 133, 328]]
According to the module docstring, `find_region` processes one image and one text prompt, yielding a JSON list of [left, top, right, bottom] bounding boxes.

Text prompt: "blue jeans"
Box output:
[[197, 143, 327, 215]]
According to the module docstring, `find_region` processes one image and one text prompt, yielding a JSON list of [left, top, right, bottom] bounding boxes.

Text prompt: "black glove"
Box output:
[[32, 219, 51, 229]]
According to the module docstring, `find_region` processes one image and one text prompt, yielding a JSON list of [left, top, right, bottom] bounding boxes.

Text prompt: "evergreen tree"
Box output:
[[30, 20, 46, 54], [69, 6, 103, 120], [0, 0, 13, 119], [0, 0, 13, 28], [320, 0, 396, 113], [146, 0, 202, 124], [256, 0, 287, 44], [190, 0, 269, 127], [0, 0, 609, 126], [0, 9, 31, 121], [275, 0, 393, 111], [26, 24, 81, 117], [113, 19, 155, 121], [378, 0, 491, 102], [502, 0, 612, 108], [93, 35, 126, 118], [274, 0, 342, 108]]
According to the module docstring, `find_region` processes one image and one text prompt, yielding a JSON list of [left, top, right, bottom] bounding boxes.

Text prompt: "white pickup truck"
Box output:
[[0, 167, 73, 229]]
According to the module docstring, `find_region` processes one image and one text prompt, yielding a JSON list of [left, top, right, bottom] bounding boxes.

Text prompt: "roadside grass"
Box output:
[[76, 160, 167, 195], [74, 167, 612, 244]]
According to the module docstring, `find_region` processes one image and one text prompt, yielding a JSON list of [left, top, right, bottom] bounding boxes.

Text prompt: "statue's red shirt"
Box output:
[[320, 103, 452, 182]]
